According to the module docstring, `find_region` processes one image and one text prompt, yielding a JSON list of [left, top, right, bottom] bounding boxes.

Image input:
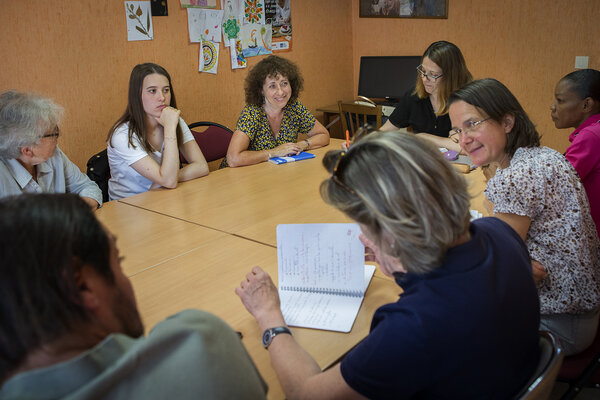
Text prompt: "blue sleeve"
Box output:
[[58, 148, 103, 206]]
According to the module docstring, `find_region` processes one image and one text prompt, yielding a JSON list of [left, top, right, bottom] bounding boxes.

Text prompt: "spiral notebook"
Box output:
[[276, 223, 376, 332]]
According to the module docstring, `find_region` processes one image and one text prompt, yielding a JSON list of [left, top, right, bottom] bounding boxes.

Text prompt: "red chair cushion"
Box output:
[[558, 323, 600, 382], [181, 126, 232, 163]]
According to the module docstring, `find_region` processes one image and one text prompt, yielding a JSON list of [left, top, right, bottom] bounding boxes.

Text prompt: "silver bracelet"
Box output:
[[304, 139, 310, 150]]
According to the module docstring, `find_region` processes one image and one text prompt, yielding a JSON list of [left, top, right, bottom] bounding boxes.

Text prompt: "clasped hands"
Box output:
[[270, 142, 304, 158], [156, 106, 181, 134]]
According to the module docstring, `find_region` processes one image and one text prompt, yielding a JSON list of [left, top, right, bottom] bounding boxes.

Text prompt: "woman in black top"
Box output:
[[381, 41, 472, 153]]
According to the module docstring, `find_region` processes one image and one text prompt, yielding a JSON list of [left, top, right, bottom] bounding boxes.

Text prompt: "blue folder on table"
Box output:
[[268, 152, 315, 164]]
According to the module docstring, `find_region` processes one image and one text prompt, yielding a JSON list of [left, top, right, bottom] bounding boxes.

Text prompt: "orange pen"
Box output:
[[345, 130, 350, 148]]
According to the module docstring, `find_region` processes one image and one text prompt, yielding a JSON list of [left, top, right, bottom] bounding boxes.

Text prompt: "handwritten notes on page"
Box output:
[[276, 224, 376, 332]]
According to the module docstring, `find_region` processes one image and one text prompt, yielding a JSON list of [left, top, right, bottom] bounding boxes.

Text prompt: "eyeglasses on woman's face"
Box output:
[[448, 118, 491, 143], [416, 65, 443, 81], [40, 126, 60, 140], [331, 152, 357, 195]]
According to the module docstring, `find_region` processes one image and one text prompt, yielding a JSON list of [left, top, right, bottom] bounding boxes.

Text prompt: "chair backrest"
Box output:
[[517, 331, 564, 400], [86, 149, 109, 203], [337, 101, 383, 136], [183, 121, 233, 169]]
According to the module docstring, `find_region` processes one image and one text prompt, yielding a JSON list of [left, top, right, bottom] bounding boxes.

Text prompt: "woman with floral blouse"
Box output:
[[449, 78, 600, 356], [223, 55, 329, 167]]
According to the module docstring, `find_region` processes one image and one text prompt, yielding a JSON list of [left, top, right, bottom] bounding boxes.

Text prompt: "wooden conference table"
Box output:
[[97, 139, 487, 399]]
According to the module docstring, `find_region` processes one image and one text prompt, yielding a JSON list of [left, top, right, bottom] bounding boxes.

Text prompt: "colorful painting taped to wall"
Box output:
[[180, 0, 217, 8], [240, 23, 272, 57], [221, 0, 243, 47], [200, 40, 220, 73], [244, 0, 265, 24]]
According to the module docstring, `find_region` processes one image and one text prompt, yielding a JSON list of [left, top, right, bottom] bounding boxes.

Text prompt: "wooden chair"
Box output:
[[184, 121, 233, 171], [337, 101, 383, 137], [516, 331, 564, 400]]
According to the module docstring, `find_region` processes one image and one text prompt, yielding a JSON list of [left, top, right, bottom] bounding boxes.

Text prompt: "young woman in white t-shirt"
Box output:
[[107, 63, 208, 200]]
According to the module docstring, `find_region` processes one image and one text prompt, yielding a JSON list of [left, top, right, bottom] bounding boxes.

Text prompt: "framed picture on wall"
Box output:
[[359, 0, 448, 19]]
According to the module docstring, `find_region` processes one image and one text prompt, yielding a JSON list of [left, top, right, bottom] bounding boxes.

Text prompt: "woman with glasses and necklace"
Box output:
[[550, 69, 600, 237], [449, 78, 600, 356], [0, 90, 102, 209], [235, 130, 541, 399], [380, 41, 472, 154]]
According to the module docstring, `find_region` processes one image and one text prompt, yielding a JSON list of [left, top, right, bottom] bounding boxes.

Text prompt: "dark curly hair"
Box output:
[[244, 55, 304, 106]]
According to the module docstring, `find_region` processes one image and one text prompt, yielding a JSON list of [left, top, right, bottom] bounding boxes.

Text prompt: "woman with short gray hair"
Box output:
[[0, 90, 102, 208], [235, 131, 540, 399]]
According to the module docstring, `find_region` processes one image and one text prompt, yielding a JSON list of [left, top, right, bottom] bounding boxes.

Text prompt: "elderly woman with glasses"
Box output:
[[449, 78, 600, 356], [0, 90, 102, 209], [381, 41, 472, 154], [236, 131, 540, 399]]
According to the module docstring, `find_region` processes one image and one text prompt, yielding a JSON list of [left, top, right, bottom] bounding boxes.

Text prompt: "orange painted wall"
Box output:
[[1, 0, 598, 169], [0, 0, 354, 169], [351, 0, 600, 152]]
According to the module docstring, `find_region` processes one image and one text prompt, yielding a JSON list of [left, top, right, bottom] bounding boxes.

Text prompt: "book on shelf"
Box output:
[[268, 152, 315, 164], [276, 223, 375, 333]]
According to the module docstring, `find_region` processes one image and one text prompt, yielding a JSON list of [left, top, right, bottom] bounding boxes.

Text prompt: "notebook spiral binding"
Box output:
[[280, 286, 362, 297]]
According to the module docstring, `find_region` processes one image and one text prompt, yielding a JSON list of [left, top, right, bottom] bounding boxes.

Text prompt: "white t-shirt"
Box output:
[[107, 118, 194, 200]]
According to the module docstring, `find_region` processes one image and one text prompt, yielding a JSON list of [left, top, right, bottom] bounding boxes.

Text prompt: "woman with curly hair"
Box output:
[[223, 55, 329, 167]]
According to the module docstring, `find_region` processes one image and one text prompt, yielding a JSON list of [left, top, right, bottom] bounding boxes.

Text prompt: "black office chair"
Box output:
[[516, 331, 564, 400], [184, 121, 233, 170], [86, 149, 110, 203]]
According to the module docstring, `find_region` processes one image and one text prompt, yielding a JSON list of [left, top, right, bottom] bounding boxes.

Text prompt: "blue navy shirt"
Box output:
[[341, 217, 540, 399]]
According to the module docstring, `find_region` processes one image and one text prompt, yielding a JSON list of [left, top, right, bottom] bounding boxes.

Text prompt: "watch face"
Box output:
[[262, 329, 273, 347]]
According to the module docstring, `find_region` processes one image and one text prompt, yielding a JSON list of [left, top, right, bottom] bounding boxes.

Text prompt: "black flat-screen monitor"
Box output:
[[358, 56, 421, 101]]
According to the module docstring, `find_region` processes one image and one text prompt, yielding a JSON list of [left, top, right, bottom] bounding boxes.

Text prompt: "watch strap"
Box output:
[[262, 326, 292, 348]]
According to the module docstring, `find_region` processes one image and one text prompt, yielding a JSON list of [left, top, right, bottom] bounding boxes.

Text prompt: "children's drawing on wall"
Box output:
[[229, 38, 247, 69], [200, 40, 220, 73], [240, 23, 272, 57], [125, 1, 154, 41], [244, 0, 265, 24], [221, 0, 243, 47], [180, 0, 217, 8], [264, 0, 291, 52], [187, 8, 224, 42]]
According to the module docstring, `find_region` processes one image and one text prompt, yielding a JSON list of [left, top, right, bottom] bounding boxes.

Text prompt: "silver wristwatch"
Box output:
[[262, 326, 292, 348]]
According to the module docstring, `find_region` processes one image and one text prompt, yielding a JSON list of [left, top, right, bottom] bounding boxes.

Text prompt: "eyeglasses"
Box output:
[[330, 152, 357, 195], [416, 65, 443, 81], [40, 126, 60, 139], [448, 118, 491, 143]]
